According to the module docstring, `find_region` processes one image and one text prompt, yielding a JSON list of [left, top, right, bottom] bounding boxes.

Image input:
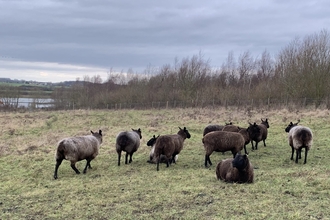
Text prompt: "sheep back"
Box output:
[[222, 125, 240, 132], [116, 129, 141, 154], [203, 125, 224, 136], [55, 130, 103, 162], [216, 154, 254, 183], [153, 135, 176, 163], [203, 131, 245, 156], [288, 126, 313, 150]]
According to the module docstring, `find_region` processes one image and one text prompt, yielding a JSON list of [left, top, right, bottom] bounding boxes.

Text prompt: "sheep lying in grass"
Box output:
[[153, 127, 191, 171], [203, 131, 245, 167], [146, 135, 178, 164], [53, 130, 103, 179], [285, 121, 313, 164], [203, 122, 232, 136], [216, 153, 254, 183], [248, 118, 269, 150], [116, 128, 142, 166]]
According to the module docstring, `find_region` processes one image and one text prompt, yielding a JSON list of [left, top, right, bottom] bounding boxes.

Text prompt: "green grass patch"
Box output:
[[0, 108, 329, 219]]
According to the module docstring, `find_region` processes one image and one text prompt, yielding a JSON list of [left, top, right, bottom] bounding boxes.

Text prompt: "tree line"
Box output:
[[2, 30, 330, 111]]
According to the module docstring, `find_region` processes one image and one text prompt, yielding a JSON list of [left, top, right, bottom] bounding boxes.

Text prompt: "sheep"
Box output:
[[222, 125, 250, 155], [116, 128, 142, 166], [203, 122, 232, 136], [203, 131, 245, 167], [146, 135, 178, 164], [238, 127, 251, 155], [216, 153, 254, 183], [222, 124, 240, 132], [248, 118, 269, 150], [285, 121, 313, 164], [53, 130, 103, 179], [153, 127, 191, 171]]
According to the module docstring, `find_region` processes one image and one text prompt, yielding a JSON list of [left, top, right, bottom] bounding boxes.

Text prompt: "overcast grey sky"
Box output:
[[0, 0, 329, 83]]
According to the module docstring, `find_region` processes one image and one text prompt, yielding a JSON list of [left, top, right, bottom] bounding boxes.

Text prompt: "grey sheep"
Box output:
[[216, 153, 254, 183], [248, 118, 269, 150], [54, 130, 103, 179], [203, 131, 245, 167], [146, 135, 178, 164], [203, 122, 232, 136], [153, 127, 191, 171], [285, 121, 313, 164], [116, 128, 142, 166]]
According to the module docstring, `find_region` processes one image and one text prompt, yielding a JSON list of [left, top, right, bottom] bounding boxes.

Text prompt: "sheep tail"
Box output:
[[117, 135, 129, 148], [300, 129, 311, 143], [55, 141, 66, 160]]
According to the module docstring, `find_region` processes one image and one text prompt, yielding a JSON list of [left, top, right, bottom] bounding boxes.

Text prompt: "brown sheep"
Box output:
[[216, 153, 254, 183], [153, 127, 191, 171], [203, 122, 232, 136], [202, 131, 245, 167], [248, 118, 269, 150]]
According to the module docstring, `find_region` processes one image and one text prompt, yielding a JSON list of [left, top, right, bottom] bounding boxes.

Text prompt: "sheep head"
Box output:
[[178, 126, 191, 139], [285, 120, 300, 133]]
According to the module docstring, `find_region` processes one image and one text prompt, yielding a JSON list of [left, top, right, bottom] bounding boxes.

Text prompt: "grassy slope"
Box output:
[[0, 108, 330, 219]]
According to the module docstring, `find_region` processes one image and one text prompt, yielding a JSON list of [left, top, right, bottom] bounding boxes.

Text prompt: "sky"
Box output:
[[0, 0, 329, 83]]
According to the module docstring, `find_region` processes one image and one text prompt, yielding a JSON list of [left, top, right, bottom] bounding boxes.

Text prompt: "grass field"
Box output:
[[1, 107, 330, 219]]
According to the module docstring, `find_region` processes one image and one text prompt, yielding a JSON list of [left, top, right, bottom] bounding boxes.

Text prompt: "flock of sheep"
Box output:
[[53, 119, 313, 182]]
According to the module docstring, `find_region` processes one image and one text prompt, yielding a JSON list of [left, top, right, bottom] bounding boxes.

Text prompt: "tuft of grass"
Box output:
[[1, 108, 330, 219]]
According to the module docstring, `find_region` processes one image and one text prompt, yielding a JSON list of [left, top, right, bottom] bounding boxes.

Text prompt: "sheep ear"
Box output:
[[153, 135, 156, 138], [184, 127, 187, 130], [91, 130, 94, 134], [178, 127, 182, 130], [99, 130, 102, 135]]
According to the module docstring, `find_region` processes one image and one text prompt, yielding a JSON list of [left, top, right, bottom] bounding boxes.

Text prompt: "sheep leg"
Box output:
[[157, 158, 160, 171], [251, 141, 255, 150], [83, 159, 92, 174], [117, 151, 121, 166], [205, 155, 212, 167], [54, 159, 63, 179], [244, 145, 248, 155], [263, 140, 266, 147], [290, 147, 294, 160], [295, 149, 299, 163], [129, 153, 133, 163], [70, 161, 80, 174], [125, 153, 129, 164], [304, 148, 308, 164]]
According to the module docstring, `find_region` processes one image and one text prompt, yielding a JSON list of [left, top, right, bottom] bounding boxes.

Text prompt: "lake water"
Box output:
[[2, 98, 54, 108]]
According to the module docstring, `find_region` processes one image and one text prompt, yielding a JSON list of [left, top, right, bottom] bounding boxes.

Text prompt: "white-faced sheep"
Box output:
[[203, 122, 232, 136], [203, 131, 245, 167], [153, 127, 191, 171], [248, 118, 269, 150], [285, 121, 313, 164], [116, 128, 142, 166], [53, 130, 103, 179], [146, 135, 178, 164], [216, 153, 254, 183]]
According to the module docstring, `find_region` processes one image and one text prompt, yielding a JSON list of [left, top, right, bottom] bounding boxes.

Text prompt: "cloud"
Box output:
[[0, 0, 330, 82]]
